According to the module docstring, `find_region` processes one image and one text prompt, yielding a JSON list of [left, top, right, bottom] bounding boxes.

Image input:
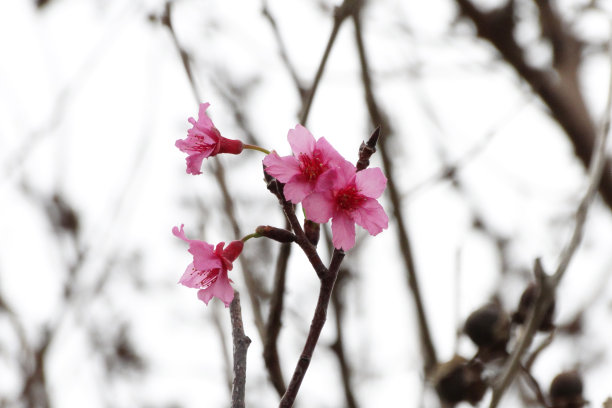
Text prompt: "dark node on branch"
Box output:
[[464, 302, 510, 360], [512, 283, 556, 331], [433, 356, 487, 406], [263, 164, 286, 202], [549, 371, 586, 408], [46, 193, 80, 236], [255, 225, 296, 243], [303, 220, 320, 247], [356, 126, 380, 171]]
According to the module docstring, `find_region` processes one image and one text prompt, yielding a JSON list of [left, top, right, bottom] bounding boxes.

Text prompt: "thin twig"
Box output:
[[230, 291, 252, 408], [279, 249, 345, 408], [351, 6, 438, 376], [489, 28, 612, 408]]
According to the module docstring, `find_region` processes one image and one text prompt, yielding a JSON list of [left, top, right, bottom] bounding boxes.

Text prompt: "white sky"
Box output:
[[2, 0, 612, 407]]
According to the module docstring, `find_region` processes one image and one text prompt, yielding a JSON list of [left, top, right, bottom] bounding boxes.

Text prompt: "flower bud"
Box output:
[[550, 371, 586, 408], [255, 226, 296, 243], [464, 303, 510, 353], [304, 220, 320, 247], [512, 283, 555, 331], [433, 356, 487, 406]]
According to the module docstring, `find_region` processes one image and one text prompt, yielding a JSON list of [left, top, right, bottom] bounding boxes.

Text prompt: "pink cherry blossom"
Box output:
[[172, 224, 243, 307], [263, 125, 347, 203], [176, 103, 244, 175], [302, 161, 388, 251]]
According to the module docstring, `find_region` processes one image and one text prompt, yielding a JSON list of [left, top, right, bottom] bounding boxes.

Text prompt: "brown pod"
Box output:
[[433, 356, 487, 406], [512, 283, 555, 331], [464, 302, 510, 352], [550, 371, 586, 408]]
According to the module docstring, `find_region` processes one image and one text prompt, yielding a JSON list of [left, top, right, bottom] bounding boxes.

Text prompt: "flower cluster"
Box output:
[[263, 125, 388, 250], [174, 103, 388, 306]]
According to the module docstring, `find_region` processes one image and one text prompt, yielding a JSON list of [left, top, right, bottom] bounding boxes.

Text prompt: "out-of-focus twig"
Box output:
[[230, 291, 251, 408], [489, 28, 612, 408], [351, 5, 438, 376]]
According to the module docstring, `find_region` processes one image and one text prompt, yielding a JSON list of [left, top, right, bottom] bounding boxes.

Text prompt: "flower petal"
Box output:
[[331, 212, 356, 250], [288, 125, 315, 156], [263, 152, 301, 183], [178, 263, 202, 288], [185, 153, 206, 175], [197, 271, 234, 307], [351, 198, 389, 236], [315, 137, 345, 167], [283, 176, 313, 203], [195, 102, 214, 130], [355, 168, 387, 198], [303, 192, 335, 223]]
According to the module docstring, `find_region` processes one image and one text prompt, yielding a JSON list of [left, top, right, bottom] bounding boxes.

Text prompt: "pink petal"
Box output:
[[351, 198, 389, 236], [355, 168, 387, 199], [185, 153, 206, 175], [190, 241, 222, 271], [178, 263, 202, 288], [197, 271, 234, 307], [283, 176, 313, 203], [195, 102, 214, 130], [172, 224, 189, 242], [263, 152, 301, 183], [303, 192, 335, 223], [314, 137, 345, 167], [314, 168, 341, 193], [287, 125, 315, 156], [331, 212, 356, 250]]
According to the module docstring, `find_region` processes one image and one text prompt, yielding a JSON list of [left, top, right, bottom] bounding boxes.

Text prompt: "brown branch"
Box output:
[[331, 268, 359, 408], [279, 249, 345, 408], [263, 219, 292, 397], [351, 6, 438, 376], [230, 291, 252, 408]]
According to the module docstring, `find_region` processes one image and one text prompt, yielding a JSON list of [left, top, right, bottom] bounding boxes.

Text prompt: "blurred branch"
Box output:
[[454, 0, 612, 214], [212, 303, 234, 397], [261, 1, 307, 100], [230, 291, 252, 408], [489, 27, 612, 408], [351, 5, 438, 376]]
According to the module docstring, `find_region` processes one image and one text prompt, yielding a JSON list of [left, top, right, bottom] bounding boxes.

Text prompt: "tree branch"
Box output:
[[230, 291, 252, 408]]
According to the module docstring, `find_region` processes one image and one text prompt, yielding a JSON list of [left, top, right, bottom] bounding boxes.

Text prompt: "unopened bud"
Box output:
[[304, 220, 320, 247], [255, 226, 296, 243]]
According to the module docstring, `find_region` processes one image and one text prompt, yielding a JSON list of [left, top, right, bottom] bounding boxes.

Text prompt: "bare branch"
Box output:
[[230, 291, 252, 408]]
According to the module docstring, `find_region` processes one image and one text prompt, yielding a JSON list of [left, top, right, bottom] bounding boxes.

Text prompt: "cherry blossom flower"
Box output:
[[172, 224, 243, 307], [263, 125, 347, 203], [176, 103, 243, 175], [302, 161, 388, 250]]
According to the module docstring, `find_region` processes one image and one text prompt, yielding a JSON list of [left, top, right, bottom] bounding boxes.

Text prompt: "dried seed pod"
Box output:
[[464, 302, 510, 352], [512, 283, 555, 331], [550, 371, 586, 408], [433, 356, 487, 406]]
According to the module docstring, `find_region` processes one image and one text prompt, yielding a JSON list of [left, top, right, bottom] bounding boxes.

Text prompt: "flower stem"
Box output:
[[241, 232, 261, 242], [243, 144, 271, 155]]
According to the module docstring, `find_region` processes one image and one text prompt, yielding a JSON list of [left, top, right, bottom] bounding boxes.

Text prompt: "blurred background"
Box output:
[[2, 0, 612, 407]]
